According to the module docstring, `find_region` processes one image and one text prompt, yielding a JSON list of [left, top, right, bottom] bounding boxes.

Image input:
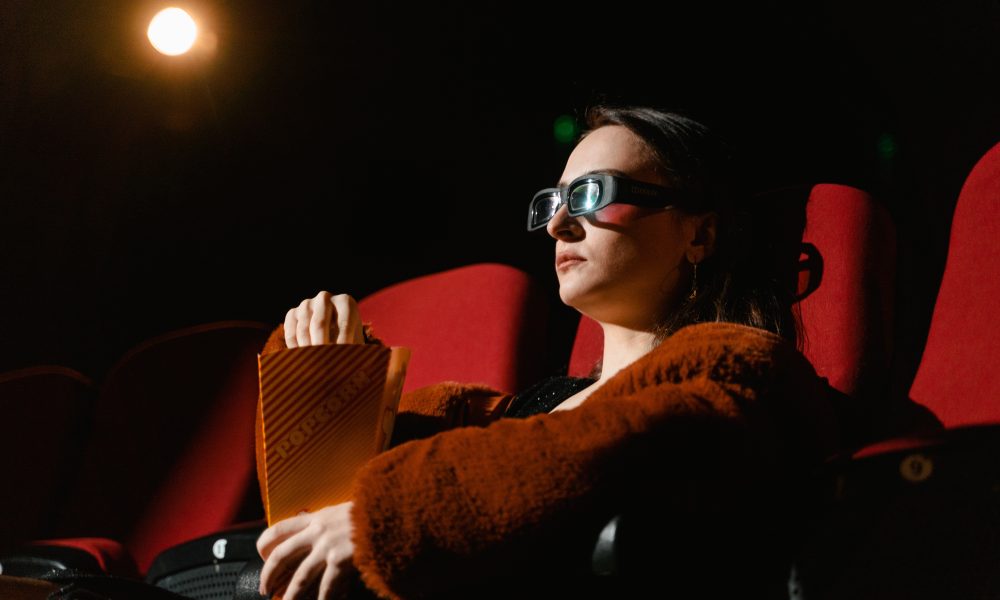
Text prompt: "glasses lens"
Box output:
[[531, 192, 561, 228], [568, 181, 601, 214]]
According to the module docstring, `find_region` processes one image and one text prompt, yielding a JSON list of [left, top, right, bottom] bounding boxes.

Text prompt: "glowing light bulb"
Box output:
[[148, 8, 198, 56]]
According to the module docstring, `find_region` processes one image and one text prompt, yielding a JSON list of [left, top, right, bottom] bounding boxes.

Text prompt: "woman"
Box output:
[[253, 106, 870, 599]]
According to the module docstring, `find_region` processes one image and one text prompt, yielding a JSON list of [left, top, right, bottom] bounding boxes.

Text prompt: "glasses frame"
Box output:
[[527, 173, 690, 232]]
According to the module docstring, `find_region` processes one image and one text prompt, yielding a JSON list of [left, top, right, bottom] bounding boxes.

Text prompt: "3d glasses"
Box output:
[[527, 172, 690, 232]]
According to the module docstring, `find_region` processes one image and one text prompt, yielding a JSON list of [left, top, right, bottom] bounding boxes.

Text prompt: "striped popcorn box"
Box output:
[[255, 343, 410, 525]]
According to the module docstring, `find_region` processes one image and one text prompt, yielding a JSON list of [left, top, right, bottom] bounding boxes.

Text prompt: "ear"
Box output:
[[685, 212, 718, 264]]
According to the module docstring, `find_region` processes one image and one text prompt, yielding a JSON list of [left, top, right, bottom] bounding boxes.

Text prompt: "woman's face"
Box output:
[[548, 125, 710, 329]]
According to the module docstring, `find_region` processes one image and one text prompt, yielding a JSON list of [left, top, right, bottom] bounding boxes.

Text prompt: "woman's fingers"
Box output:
[[280, 551, 325, 600], [284, 306, 299, 349], [256, 512, 310, 560], [294, 298, 312, 347], [258, 538, 310, 597], [257, 502, 357, 598], [331, 294, 362, 344], [318, 553, 356, 600], [309, 292, 332, 345], [317, 561, 339, 600], [283, 291, 362, 348]]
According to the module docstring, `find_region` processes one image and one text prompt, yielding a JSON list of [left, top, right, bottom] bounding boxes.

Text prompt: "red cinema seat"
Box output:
[[908, 141, 1000, 427], [359, 262, 550, 394], [796, 184, 896, 399], [792, 143, 1000, 599], [43, 321, 272, 576], [0, 367, 95, 552], [570, 183, 897, 403], [568, 313, 602, 379]]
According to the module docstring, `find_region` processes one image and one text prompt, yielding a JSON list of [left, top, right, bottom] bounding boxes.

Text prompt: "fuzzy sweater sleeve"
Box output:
[[347, 322, 840, 599]]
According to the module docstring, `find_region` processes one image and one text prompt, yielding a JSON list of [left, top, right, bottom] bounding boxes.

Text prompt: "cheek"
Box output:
[[591, 204, 658, 225]]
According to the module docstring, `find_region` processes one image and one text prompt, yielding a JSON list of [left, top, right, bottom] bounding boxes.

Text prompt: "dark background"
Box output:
[[2, 0, 998, 397]]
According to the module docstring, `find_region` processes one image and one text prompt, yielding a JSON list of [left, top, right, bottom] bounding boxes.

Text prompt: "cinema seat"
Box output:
[[793, 141, 1000, 599], [908, 143, 1000, 426], [358, 262, 550, 394], [0, 321, 273, 583]]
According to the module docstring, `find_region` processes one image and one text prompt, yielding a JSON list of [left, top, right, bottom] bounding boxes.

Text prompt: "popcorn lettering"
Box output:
[[272, 369, 371, 461]]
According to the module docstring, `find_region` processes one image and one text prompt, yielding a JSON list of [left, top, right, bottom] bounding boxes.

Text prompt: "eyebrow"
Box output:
[[557, 168, 630, 188]]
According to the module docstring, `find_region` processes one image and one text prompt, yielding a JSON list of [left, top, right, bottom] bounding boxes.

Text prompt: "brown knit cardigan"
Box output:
[[259, 321, 843, 599]]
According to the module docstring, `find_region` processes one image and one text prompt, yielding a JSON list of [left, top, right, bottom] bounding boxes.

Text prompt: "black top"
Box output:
[[503, 375, 597, 419]]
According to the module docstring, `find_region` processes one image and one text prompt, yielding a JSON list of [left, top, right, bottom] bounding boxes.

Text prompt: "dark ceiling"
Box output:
[[2, 0, 998, 393]]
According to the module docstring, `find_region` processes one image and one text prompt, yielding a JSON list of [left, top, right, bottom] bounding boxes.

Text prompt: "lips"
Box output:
[[556, 252, 586, 270]]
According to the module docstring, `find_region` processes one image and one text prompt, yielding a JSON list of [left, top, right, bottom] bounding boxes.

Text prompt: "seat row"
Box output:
[[0, 141, 997, 598]]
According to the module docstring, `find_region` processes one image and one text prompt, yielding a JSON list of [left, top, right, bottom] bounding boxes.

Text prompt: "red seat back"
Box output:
[[0, 366, 94, 551], [909, 142, 1000, 427], [569, 184, 896, 401], [796, 184, 896, 397], [359, 263, 548, 394], [568, 317, 602, 379], [54, 321, 271, 574]]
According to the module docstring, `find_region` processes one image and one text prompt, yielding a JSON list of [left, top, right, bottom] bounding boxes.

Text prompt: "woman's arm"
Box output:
[[387, 382, 514, 446], [347, 322, 839, 599]]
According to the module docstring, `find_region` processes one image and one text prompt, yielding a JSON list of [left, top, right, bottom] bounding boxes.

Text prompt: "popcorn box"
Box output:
[[255, 343, 410, 525]]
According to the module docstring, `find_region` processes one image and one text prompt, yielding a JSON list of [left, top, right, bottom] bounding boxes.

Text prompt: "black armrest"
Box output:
[[590, 514, 621, 576], [0, 544, 104, 578], [589, 498, 800, 598], [146, 520, 268, 598], [233, 555, 267, 600]]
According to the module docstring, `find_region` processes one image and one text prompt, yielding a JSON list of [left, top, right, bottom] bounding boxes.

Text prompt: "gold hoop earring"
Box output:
[[687, 261, 699, 301]]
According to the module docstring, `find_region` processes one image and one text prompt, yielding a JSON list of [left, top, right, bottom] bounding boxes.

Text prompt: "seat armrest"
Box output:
[[589, 498, 799, 597], [146, 520, 267, 585], [0, 538, 137, 579], [233, 555, 266, 600], [0, 543, 102, 578], [591, 514, 621, 576]]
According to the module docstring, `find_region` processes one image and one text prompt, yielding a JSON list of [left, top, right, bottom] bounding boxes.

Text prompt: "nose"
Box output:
[[545, 203, 584, 241]]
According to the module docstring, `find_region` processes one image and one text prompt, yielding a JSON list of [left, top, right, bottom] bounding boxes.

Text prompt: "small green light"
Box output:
[[553, 115, 578, 144], [876, 133, 897, 160]]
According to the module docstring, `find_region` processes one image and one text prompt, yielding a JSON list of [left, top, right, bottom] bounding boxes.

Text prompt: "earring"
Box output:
[[687, 260, 699, 301]]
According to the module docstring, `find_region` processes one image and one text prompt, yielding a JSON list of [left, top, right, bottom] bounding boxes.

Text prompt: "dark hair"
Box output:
[[577, 104, 802, 358]]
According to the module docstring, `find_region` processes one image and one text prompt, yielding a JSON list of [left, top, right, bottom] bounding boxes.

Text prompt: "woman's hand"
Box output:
[[285, 291, 364, 348], [256, 501, 358, 599]]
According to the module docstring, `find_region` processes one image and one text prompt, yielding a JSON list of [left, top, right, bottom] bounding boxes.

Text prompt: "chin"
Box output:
[[557, 287, 578, 309], [557, 282, 580, 309], [557, 276, 601, 313]]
